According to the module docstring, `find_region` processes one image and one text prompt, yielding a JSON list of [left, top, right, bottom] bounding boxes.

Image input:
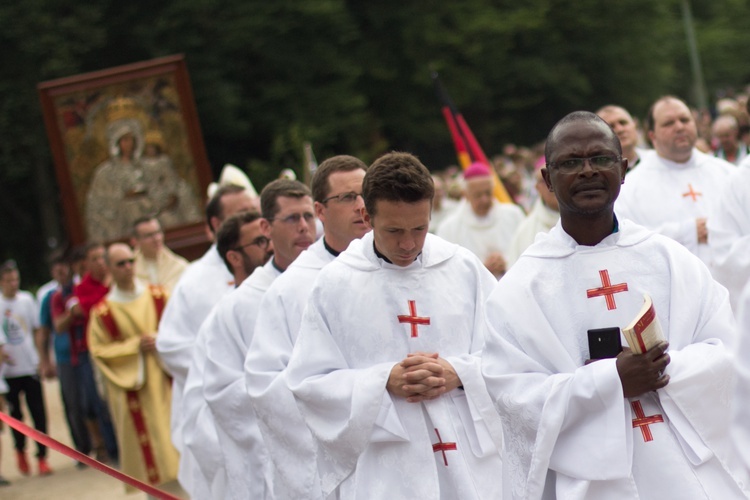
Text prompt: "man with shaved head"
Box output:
[[482, 111, 747, 499], [615, 96, 734, 268], [87, 243, 180, 495]]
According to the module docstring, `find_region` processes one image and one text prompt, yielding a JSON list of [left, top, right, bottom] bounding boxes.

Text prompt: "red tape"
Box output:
[[0, 410, 181, 500]]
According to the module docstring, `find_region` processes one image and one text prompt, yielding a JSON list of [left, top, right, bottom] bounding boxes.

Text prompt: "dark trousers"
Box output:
[[5, 374, 48, 458], [58, 353, 119, 459]]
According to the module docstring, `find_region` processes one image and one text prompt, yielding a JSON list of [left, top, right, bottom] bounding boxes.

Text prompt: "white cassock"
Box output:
[[708, 166, 750, 312], [615, 149, 734, 267], [505, 197, 559, 267], [245, 238, 334, 500], [202, 258, 281, 500], [155, 244, 234, 495], [482, 218, 749, 500], [437, 198, 524, 263], [285, 232, 505, 499], [181, 309, 226, 499], [731, 282, 750, 469]]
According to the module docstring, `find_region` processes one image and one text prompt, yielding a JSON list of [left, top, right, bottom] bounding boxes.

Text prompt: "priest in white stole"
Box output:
[[615, 96, 734, 268], [202, 179, 317, 499], [87, 243, 179, 493], [244, 156, 368, 499], [708, 165, 750, 312], [482, 111, 748, 499], [180, 210, 273, 499], [286, 152, 504, 499]]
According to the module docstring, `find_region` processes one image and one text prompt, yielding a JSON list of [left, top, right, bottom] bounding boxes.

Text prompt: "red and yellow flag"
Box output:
[[432, 72, 512, 203]]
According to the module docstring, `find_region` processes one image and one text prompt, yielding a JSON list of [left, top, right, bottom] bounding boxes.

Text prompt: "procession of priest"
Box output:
[[2, 93, 750, 499]]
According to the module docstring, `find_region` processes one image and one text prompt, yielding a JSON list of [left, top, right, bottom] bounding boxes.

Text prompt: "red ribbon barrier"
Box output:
[[0, 411, 181, 500]]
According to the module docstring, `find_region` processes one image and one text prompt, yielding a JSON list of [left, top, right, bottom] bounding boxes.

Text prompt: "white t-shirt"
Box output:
[[0, 291, 41, 378]]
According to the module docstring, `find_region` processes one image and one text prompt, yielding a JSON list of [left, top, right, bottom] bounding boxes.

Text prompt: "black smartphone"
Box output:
[[587, 327, 623, 359]]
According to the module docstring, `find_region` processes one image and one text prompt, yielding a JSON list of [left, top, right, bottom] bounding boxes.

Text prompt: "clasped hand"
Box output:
[[616, 342, 671, 398], [387, 351, 460, 403]]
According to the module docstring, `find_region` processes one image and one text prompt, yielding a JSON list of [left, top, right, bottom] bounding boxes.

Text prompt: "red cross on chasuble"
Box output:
[[432, 428, 457, 466], [586, 270, 629, 310], [631, 400, 664, 443], [682, 183, 702, 202], [398, 300, 430, 338]]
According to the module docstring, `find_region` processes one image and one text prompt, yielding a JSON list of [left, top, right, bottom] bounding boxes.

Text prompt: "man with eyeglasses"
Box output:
[[596, 105, 648, 171], [179, 210, 271, 499], [615, 96, 734, 269], [242, 155, 368, 499], [131, 216, 188, 293], [192, 178, 315, 499], [285, 152, 504, 499], [155, 184, 256, 498], [88, 243, 181, 495], [482, 111, 747, 499]]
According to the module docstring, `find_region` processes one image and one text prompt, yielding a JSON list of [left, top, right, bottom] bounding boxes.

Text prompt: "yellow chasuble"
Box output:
[[88, 284, 179, 491]]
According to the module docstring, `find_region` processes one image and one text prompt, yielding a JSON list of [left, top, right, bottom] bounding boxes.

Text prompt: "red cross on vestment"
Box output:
[[631, 400, 664, 443], [397, 300, 430, 338], [682, 183, 702, 202], [586, 270, 629, 310], [432, 428, 457, 466]]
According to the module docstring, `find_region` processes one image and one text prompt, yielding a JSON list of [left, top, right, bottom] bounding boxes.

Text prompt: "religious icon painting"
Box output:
[[38, 55, 212, 258]]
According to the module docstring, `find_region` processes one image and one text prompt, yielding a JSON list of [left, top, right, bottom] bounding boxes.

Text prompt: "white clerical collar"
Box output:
[[108, 279, 146, 303]]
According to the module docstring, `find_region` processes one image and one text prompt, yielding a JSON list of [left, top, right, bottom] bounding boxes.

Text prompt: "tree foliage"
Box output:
[[0, 0, 747, 285]]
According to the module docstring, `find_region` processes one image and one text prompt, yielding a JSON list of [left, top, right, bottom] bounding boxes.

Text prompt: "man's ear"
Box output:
[[361, 207, 373, 230], [647, 130, 656, 146], [541, 168, 553, 192], [620, 158, 628, 184], [259, 218, 271, 234], [210, 216, 222, 235], [129, 237, 139, 249], [225, 249, 241, 272], [314, 201, 326, 224]]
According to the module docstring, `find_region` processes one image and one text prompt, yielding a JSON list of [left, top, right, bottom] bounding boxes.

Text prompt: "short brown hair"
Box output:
[[362, 152, 434, 216], [216, 211, 263, 273], [260, 179, 311, 220], [311, 155, 367, 203], [646, 95, 687, 133], [0, 259, 17, 278], [205, 185, 247, 233]]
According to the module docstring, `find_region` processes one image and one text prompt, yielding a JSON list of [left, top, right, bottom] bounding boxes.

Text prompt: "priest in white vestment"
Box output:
[[202, 179, 317, 499], [245, 156, 368, 499], [155, 185, 256, 497], [131, 216, 188, 293], [438, 162, 524, 277], [708, 166, 750, 312], [482, 111, 748, 500], [180, 211, 272, 499], [615, 96, 734, 268], [286, 153, 504, 499], [506, 168, 559, 266], [731, 282, 750, 469]]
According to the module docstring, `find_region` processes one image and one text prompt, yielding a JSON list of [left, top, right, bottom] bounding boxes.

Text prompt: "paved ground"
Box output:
[[0, 378, 149, 500]]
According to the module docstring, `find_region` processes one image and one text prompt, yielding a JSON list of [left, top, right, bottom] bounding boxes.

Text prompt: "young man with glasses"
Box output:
[[482, 111, 747, 499], [285, 152, 504, 499], [88, 242, 181, 495], [179, 209, 271, 499], [242, 155, 368, 499], [131, 216, 188, 293]]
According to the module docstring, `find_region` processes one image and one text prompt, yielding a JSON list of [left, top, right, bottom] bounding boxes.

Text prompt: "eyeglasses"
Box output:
[[547, 155, 622, 174], [268, 212, 315, 225], [322, 191, 363, 204], [233, 236, 270, 251], [115, 258, 135, 268]]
